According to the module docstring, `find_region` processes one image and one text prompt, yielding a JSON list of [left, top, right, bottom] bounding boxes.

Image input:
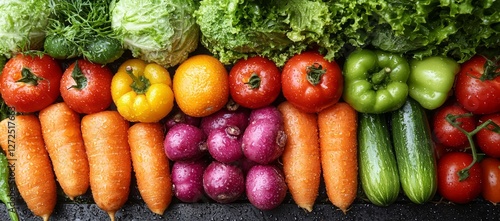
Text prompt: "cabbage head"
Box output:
[[111, 0, 199, 68], [0, 0, 52, 58]]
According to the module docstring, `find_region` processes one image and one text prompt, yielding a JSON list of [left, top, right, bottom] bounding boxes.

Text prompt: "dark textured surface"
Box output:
[[1, 176, 499, 221], [1, 200, 500, 221]]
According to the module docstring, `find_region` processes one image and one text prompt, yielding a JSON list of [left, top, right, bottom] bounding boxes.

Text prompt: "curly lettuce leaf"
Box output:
[[195, 0, 335, 66], [368, 0, 499, 62]]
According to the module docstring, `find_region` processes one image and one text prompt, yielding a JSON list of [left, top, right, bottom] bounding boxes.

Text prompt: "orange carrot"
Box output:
[[81, 110, 131, 221], [277, 101, 321, 212], [128, 122, 172, 215], [39, 102, 90, 200], [0, 115, 57, 221], [318, 102, 358, 213]]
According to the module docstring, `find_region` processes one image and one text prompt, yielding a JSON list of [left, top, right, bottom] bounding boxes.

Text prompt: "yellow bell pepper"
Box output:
[[111, 59, 174, 122]]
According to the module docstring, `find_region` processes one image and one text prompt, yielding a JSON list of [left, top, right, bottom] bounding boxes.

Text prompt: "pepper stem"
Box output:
[[126, 66, 150, 94], [306, 63, 326, 85], [245, 73, 261, 89], [446, 113, 500, 181], [371, 67, 391, 85], [16, 67, 44, 86]]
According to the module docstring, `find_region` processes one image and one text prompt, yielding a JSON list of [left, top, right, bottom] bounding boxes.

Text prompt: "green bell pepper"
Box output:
[[408, 56, 460, 110], [343, 49, 410, 113]]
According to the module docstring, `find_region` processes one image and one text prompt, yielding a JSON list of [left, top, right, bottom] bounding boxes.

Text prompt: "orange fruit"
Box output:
[[173, 54, 229, 117]]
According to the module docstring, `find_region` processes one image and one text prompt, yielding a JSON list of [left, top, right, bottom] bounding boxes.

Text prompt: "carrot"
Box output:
[[318, 102, 358, 213], [277, 101, 321, 212], [128, 122, 172, 215], [81, 110, 131, 221], [39, 102, 90, 200], [0, 115, 57, 221]]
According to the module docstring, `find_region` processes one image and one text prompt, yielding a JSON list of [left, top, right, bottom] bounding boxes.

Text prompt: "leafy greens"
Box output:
[[0, 0, 52, 58], [44, 0, 123, 64], [195, 0, 500, 65], [111, 0, 200, 68]]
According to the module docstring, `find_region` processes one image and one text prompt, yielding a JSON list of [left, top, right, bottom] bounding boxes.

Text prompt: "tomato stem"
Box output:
[[306, 63, 326, 85], [446, 114, 500, 181], [480, 55, 500, 81], [245, 73, 261, 89], [68, 60, 88, 90], [16, 67, 44, 86], [125, 66, 150, 94]]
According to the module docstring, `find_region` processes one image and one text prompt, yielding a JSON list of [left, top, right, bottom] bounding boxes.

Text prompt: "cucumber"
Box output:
[[391, 98, 437, 204], [43, 34, 80, 60], [358, 113, 400, 206], [83, 36, 124, 65]]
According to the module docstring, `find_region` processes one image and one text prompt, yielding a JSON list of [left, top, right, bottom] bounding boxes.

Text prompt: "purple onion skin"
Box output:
[[171, 160, 208, 203], [246, 165, 288, 210], [203, 161, 245, 204], [200, 107, 250, 136], [242, 106, 286, 165], [207, 126, 244, 163], [248, 105, 282, 123], [164, 123, 207, 161], [238, 157, 258, 175], [164, 108, 201, 131]]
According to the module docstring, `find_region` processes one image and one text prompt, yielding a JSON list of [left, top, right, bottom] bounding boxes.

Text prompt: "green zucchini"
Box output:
[[391, 98, 437, 204], [358, 113, 400, 206]]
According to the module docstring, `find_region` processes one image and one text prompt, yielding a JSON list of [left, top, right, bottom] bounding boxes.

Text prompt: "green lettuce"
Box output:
[[0, 0, 52, 58], [111, 0, 200, 68], [195, 0, 336, 66], [362, 0, 500, 62], [197, 0, 499, 65]]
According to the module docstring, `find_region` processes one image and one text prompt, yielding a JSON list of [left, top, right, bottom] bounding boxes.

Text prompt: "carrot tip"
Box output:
[[107, 211, 117, 221], [340, 207, 348, 215], [151, 208, 166, 216], [299, 205, 313, 213], [41, 214, 51, 221]]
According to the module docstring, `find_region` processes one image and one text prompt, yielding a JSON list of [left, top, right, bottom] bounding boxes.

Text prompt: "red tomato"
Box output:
[[476, 113, 500, 158], [281, 51, 343, 113], [229, 56, 281, 109], [60, 59, 113, 114], [0, 54, 62, 113], [434, 143, 455, 160], [480, 157, 500, 204], [437, 152, 482, 204], [432, 100, 476, 149], [454, 55, 500, 115]]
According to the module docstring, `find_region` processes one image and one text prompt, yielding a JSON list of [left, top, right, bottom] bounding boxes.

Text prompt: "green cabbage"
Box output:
[[111, 0, 200, 68], [0, 0, 52, 58]]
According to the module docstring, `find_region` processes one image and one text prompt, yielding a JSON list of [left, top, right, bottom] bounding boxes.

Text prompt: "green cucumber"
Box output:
[[391, 98, 437, 204], [43, 34, 80, 60], [358, 113, 400, 206], [83, 36, 124, 65]]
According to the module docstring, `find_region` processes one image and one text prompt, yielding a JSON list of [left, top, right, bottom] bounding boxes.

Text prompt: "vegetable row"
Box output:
[[0, 48, 498, 221], [0, 0, 499, 220]]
